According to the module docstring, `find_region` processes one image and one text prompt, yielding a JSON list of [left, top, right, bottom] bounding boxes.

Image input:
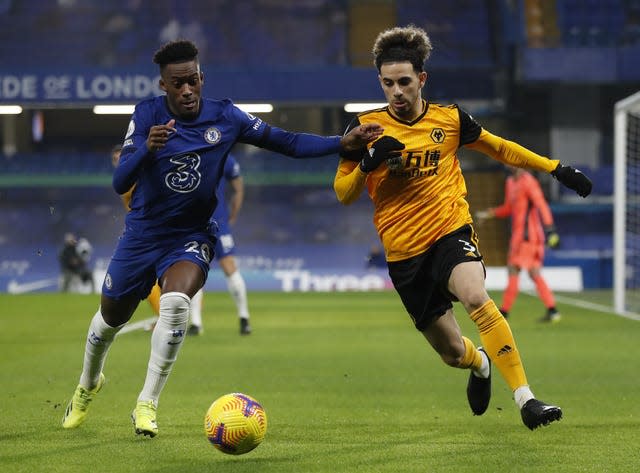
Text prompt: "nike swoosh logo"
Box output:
[[8, 278, 59, 293]]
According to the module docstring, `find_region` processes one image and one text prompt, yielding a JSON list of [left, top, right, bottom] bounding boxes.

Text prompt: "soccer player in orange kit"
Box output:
[[476, 166, 561, 322], [334, 25, 592, 430]]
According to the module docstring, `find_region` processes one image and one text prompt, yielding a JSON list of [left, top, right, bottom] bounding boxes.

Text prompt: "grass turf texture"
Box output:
[[0, 291, 638, 473]]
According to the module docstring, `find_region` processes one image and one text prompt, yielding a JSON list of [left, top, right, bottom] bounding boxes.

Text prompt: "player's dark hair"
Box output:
[[153, 39, 199, 69], [372, 25, 432, 73]]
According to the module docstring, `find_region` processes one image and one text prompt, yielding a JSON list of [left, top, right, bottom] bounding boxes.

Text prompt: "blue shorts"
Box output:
[[214, 219, 236, 260], [102, 230, 215, 300]]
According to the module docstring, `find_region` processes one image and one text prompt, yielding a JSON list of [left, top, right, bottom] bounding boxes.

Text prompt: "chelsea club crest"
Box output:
[[204, 127, 221, 144]]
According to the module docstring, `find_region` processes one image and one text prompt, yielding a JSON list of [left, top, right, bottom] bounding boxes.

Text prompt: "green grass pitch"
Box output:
[[1, 291, 638, 473]]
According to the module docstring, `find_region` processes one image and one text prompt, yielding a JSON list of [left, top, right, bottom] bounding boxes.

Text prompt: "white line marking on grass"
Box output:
[[116, 317, 158, 336], [522, 291, 640, 321]]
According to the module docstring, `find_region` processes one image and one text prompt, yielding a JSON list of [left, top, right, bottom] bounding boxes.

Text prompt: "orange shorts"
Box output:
[[508, 241, 544, 270]]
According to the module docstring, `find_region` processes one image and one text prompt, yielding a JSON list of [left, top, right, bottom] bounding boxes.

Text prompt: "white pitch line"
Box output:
[[116, 317, 158, 336], [522, 291, 640, 321]]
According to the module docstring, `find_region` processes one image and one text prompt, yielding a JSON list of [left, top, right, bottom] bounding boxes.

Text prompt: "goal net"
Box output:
[[614, 91, 640, 316]]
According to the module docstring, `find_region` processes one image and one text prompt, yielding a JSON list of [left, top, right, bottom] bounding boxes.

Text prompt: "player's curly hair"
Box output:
[[372, 25, 432, 73], [153, 39, 199, 68]]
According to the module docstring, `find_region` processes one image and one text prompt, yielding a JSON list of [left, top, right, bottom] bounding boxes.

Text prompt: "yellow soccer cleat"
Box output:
[[62, 373, 105, 429], [131, 400, 158, 437]]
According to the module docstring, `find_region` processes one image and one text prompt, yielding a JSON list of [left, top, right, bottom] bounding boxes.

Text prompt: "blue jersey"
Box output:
[[114, 96, 341, 239]]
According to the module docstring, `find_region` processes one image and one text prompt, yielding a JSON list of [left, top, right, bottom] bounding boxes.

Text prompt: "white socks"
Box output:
[[190, 289, 204, 327], [227, 271, 249, 319], [472, 349, 491, 379], [514, 385, 535, 409], [79, 309, 125, 389], [138, 292, 190, 404], [189, 271, 249, 330]]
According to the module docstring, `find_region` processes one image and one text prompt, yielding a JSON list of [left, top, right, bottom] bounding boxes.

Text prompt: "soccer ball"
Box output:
[[204, 393, 268, 455]]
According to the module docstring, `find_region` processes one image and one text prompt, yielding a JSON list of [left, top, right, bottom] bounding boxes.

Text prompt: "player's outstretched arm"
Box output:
[[465, 130, 592, 198]]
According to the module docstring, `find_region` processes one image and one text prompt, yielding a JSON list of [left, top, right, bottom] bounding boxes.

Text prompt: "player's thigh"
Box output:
[[157, 233, 214, 297], [160, 260, 205, 297], [217, 255, 237, 276], [448, 261, 490, 312]]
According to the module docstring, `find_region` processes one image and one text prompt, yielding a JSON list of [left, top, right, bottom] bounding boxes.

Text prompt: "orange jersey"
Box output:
[[335, 102, 480, 261], [492, 171, 554, 248], [120, 185, 135, 211], [334, 101, 559, 262]]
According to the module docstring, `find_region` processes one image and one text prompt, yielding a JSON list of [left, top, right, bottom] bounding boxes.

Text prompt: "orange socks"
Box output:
[[501, 274, 519, 312], [470, 299, 528, 391], [532, 274, 556, 309], [458, 336, 484, 372]]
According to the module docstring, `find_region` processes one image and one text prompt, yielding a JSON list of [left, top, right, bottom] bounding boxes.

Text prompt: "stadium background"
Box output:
[[0, 0, 637, 294]]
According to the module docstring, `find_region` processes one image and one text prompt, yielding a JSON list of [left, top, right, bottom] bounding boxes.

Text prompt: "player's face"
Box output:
[[111, 150, 120, 168], [159, 60, 204, 120], [378, 62, 427, 121]]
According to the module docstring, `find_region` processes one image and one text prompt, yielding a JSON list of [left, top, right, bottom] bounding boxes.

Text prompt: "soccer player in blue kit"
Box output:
[[62, 39, 383, 437]]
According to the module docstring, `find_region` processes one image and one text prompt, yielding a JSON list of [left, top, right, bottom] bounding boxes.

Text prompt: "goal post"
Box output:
[[614, 90, 640, 316]]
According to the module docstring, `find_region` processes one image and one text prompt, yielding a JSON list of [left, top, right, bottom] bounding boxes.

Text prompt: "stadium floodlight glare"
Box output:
[[235, 103, 273, 113], [93, 104, 136, 115], [0, 105, 23, 114], [344, 103, 387, 113]]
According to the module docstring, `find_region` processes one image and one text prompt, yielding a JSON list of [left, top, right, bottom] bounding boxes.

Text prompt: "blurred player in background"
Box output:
[[62, 39, 382, 438], [365, 243, 387, 269], [111, 144, 161, 317], [334, 25, 592, 430], [188, 153, 252, 336], [476, 166, 561, 323], [58, 232, 95, 293]]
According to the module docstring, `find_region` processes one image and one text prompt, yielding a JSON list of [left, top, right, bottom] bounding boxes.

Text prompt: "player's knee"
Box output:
[[159, 292, 190, 325], [460, 291, 490, 314]]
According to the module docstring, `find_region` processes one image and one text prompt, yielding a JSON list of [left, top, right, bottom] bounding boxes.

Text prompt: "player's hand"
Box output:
[[544, 225, 560, 248], [360, 136, 405, 173], [551, 164, 592, 198], [146, 119, 177, 152], [340, 123, 384, 152], [475, 209, 492, 223]]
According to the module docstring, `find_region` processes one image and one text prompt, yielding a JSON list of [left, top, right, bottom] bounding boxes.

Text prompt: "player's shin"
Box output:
[[138, 292, 190, 403], [79, 310, 125, 389], [469, 300, 528, 391], [227, 271, 249, 319]]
